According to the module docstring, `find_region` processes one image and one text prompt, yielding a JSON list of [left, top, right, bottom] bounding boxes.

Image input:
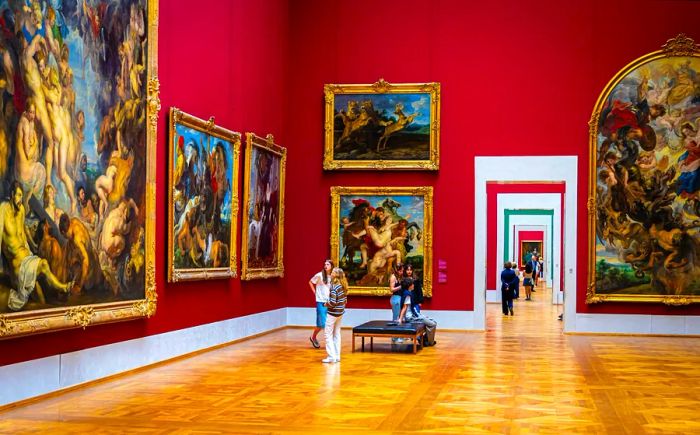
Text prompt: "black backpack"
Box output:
[[411, 279, 424, 304]]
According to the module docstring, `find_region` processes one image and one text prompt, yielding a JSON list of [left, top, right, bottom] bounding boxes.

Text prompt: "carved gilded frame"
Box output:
[[324, 79, 440, 170], [241, 133, 286, 280], [0, 1, 159, 339], [168, 108, 240, 282], [330, 186, 433, 296], [587, 34, 700, 305]]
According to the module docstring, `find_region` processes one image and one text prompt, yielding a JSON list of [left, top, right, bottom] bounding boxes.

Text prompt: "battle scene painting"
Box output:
[[331, 187, 433, 296], [241, 133, 285, 280], [0, 0, 156, 335], [323, 80, 439, 170], [590, 39, 700, 304], [168, 109, 239, 282]]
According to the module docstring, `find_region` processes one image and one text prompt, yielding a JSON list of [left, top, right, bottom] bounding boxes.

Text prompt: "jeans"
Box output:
[[315, 302, 327, 328], [324, 314, 343, 361], [390, 295, 401, 321]]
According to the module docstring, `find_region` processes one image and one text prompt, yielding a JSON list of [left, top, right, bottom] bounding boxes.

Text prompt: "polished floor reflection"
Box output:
[[2, 283, 700, 434]]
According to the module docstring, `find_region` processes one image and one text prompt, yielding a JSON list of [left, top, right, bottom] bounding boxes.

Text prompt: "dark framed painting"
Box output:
[[324, 79, 440, 171], [330, 186, 433, 296], [241, 133, 286, 280], [588, 34, 700, 305], [520, 241, 542, 269], [0, 0, 158, 339], [168, 109, 240, 282]]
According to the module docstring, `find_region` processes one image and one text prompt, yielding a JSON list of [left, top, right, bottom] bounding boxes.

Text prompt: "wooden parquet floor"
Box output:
[[2, 283, 700, 434]]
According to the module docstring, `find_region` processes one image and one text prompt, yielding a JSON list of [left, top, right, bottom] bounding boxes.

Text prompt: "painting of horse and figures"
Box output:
[[168, 109, 239, 282], [241, 133, 286, 280], [0, 0, 157, 338], [331, 187, 433, 296], [588, 35, 700, 304], [324, 79, 440, 170]]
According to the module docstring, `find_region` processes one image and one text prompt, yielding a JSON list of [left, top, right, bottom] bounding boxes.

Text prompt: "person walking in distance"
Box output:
[[527, 255, 539, 289], [323, 267, 348, 363], [523, 263, 534, 301], [308, 260, 333, 349], [500, 262, 518, 316]]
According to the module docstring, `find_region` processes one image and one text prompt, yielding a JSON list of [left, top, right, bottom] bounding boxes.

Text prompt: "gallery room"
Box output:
[[1, 0, 700, 432]]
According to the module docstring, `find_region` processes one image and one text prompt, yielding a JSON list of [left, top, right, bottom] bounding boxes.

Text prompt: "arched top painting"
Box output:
[[0, 0, 158, 338], [588, 34, 700, 305]]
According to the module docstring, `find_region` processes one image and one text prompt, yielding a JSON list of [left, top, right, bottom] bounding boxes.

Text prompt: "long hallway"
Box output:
[[1, 284, 699, 434]]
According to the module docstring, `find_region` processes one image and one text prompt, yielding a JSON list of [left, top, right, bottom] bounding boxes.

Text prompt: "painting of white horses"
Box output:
[[241, 133, 286, 280], [323, 79, 440, 170], [330, 186, 433, 296]]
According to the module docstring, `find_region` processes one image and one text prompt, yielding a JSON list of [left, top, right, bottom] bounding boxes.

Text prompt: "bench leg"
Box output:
[[370, 337, 373, 352], [413, 335, 417, 354], [361, 336, 365, 352]]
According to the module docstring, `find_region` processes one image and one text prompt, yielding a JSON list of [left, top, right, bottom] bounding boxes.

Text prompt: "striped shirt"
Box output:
[[327, 283, 347, 317]]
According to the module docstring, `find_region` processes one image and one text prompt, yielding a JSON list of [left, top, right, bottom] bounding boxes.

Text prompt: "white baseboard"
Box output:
[[573, 313, 700, 335], [287, 307, 477, 330], [0, 308, 287, 407]]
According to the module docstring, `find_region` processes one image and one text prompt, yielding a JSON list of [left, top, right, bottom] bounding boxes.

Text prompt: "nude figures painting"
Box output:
[[0, 0, 157, 338], [588, 35, 700, 304], [330, 186, 433, 297], [168, 109, 240, 282], [323, 79, 440, 170]]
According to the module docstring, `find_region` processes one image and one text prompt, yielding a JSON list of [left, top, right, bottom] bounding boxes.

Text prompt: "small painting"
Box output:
[[520, 241, 542, 269], [241, 133, 286, 280], [324, 79, 440, 170], [331, 186, 433, 296], [168, 109, 240, 282]]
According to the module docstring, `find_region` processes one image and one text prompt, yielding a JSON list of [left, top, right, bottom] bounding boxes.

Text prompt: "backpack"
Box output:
[[412, 279, 424, 304]]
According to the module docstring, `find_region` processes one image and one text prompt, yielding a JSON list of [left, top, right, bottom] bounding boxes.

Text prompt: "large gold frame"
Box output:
[[324, 79, 440, 170], [587, 34, 700, 305], [167, 108, 240, 282], [0, 1, 159, 338], [240, 133, 286, 280], [330, 186, 433, 296]]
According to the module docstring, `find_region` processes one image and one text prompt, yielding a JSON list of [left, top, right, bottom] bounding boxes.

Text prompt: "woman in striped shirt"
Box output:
[[323, 267, 348, 363]]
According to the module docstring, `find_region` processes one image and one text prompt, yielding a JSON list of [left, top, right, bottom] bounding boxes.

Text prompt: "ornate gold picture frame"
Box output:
[[588, 34, 700, 305], [168, 109, 240, 282], [241, 133, 286, 280], [324, 79, 440, 170], [0, 0, 159, 338], [331, 186, 433, 296]]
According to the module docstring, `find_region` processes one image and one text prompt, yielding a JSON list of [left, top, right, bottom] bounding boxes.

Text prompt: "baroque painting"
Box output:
[[331, 186, 433, 296], [168, 109, 239, 282], [324, 79, 440, 170], [520, 241, 542, 269], [240, 133, 285, 280], [0, 0, 157, 338], [588, 35, 700, 304]]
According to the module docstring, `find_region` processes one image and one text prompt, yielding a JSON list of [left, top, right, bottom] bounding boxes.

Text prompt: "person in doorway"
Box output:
[[511, 260, 520, 299], [527, 255, 539, 288], [500, 262, 517, 316], [539, 257, 545, 280], [523, 263, 534, 300], [308, 259, 333, 349], [323, 267, 348, 363]]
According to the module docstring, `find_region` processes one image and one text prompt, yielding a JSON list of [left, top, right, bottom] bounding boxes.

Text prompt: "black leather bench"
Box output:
[[352, 320, 426, 354]]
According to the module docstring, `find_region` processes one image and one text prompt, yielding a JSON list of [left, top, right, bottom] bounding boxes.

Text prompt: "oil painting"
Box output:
[[331, 186, 433, 296], [0, 0, 158, 338], [324, 79, 439, 170], [241, 133, 285, 280], [588, 35, 700, 304], [519, 241, 542, 269], [168, 109, 239, 282]]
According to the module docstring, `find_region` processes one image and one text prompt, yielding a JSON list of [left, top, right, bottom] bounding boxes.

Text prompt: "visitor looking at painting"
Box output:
[[500, 262, 518, 316], [323, 267, 348, 363], [309, 260, 333, 349]]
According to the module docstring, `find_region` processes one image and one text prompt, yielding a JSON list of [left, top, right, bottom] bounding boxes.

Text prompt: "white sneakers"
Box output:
[[322, 357, 341, 363]]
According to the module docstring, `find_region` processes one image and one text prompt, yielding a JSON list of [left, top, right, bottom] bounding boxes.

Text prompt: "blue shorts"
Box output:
[[316, 302, 327, 328]]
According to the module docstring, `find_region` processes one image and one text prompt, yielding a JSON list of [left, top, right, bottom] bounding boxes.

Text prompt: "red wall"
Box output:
[[284, 0, 700, 316], [0, 0, 290, 367]]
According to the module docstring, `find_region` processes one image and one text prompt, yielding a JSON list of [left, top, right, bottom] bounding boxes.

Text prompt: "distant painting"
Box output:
[[331, 186, 433, 296], [168, 109, 240, 282], [323, 79, 440, 170], [0, 0, 157, 338], [520, 241, 542, 269], [588, 35, 700, 304], [241, 133, 286, 280]]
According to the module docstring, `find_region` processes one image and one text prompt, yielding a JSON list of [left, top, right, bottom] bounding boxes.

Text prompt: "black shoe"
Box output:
[[509, 308, 514, 316], [310, 337, 320, 348]]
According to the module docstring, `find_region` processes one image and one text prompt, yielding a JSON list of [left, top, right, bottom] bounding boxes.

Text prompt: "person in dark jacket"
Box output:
[[500, 262, 518, 316]]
